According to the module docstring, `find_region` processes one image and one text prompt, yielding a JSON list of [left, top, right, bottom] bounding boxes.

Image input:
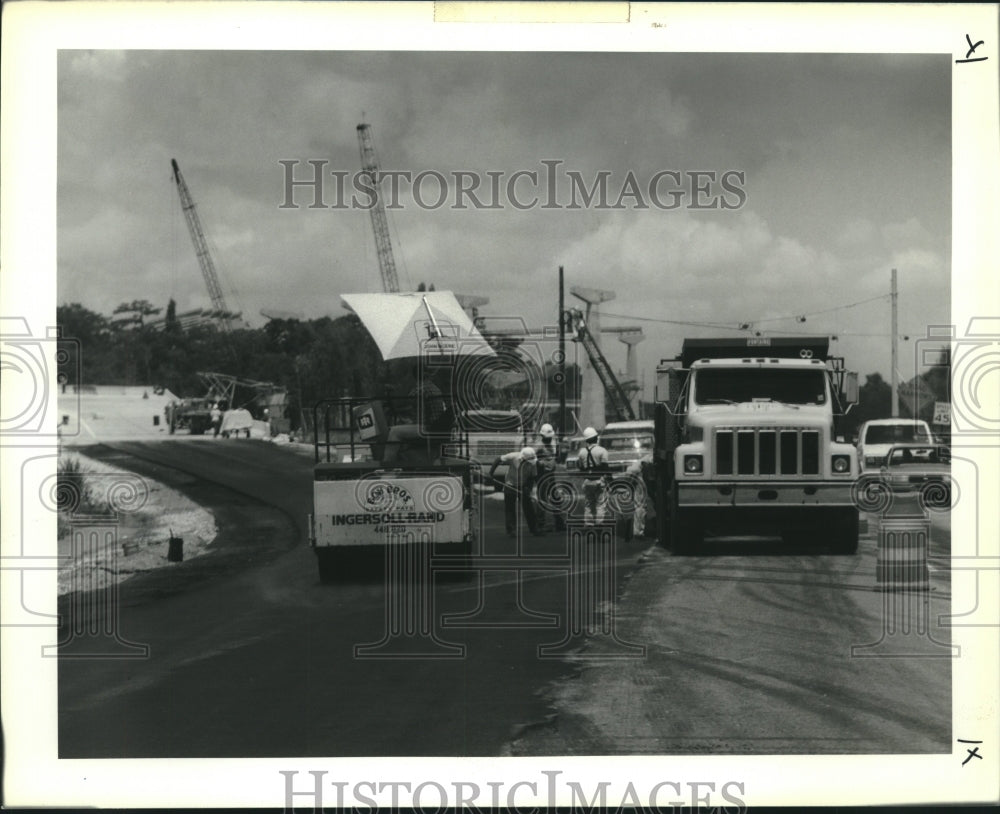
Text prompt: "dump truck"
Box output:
[[653, 336, 860, 553]]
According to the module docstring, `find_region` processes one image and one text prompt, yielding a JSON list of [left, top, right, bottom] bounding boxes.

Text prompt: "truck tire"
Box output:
[[670, 505, 702, 555], [654, 467, 671, 548], [315, 549, 338, 583], [828, 508, 860, 555]]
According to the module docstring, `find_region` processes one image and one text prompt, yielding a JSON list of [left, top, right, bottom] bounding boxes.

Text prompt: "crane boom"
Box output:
[[569, 308, 636, 422], [356, 123, 400, 293], [170, 158, 232, 331]]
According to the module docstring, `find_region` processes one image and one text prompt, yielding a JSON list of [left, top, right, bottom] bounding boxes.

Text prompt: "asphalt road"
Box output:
[[57, 439, 648, 757], [508, 511, 953, 755], [58, 440, 951, 758]]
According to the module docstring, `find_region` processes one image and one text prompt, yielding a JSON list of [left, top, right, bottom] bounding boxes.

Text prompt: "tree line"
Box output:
[[57, 300, 947, 436], [56, 299, 583, 431]]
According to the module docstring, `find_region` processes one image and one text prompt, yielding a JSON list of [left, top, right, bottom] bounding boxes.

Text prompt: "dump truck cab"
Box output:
[[655, 337, 860, 553]]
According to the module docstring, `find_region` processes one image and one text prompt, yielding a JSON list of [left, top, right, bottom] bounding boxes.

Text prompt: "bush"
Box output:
[[56, 457, 106, 536]]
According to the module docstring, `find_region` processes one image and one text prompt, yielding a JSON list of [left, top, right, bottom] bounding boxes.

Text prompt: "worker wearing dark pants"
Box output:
[[535, 423, 565, 532], [490, 447, 541, 537], [578, 427, 610, 526]]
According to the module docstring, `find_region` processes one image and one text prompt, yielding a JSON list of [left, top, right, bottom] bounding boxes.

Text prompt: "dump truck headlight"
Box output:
[[684, 455, 703, 474], [832, 455, 851, 474]]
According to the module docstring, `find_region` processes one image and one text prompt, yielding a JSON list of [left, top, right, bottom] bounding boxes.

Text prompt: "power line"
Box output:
[[600, 311, 741, 331], [602, 292, 892, 334], [754, 293, 890, 324]]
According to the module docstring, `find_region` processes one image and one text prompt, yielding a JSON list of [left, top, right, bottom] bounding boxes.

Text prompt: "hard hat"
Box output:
[[583, 426, 599, 441], [539, 423, 555, 438], [521, 446, 536, 460]]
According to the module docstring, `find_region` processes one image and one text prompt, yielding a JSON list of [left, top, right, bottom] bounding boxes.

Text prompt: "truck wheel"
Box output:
[[670, 507, 702, 555], [315, 549, 338, 583], [828, 508, 860, 555], [654, 477, 671, 548]]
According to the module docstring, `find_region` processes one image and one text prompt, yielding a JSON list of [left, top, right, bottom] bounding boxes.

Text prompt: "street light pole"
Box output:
[[558, 265, 566, 440], [891, 268, 899, 417]]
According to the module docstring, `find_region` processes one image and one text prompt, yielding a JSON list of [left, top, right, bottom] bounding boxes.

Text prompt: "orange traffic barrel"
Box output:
[[875, 514, 930, 591]]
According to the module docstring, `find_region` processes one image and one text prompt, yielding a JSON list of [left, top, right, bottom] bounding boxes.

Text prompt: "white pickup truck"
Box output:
[[855, 418, 934, 473]]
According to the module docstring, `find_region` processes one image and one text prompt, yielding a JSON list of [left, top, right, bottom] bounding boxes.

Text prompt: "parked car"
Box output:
[[878, 443, 951, 509], [856, 418, 934, 472]]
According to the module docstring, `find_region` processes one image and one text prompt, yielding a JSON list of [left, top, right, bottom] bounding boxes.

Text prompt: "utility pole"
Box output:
[[558, 266, 566, 440], [891, 268, 898, 417]]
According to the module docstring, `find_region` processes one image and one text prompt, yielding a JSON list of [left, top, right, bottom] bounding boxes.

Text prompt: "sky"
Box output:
[[57, 49, 951, 386]]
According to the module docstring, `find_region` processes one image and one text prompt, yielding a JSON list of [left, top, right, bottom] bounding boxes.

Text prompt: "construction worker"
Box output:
[[534, 423, 565, 532], [578, 426, 610, 526], [624, 453, 654, 539], [489, 446, 541, 537], [210, 403, 222, 437]]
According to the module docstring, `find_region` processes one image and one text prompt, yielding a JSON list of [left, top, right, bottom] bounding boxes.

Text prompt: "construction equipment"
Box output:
[[601, 326, 644, 412], [164, 397, 214, 435], [653, 336, 861, 554], [355, 125, 489, 318], [165, 371, 286, 436], [170, 158, 237, 331], [356, 123, 400, 293], [196, 371, 284, 413], [567, 308, 636, 422], [308, 292, 491, 583]]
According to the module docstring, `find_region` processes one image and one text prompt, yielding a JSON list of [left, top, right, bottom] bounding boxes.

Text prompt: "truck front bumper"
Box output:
[[678, 481, 855, 507]]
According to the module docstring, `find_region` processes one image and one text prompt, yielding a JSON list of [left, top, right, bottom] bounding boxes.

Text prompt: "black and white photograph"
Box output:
[[2, 2, 998, 808]]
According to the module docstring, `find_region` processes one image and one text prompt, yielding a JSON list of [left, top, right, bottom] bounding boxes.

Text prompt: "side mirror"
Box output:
[[843, 371, 859, 406]]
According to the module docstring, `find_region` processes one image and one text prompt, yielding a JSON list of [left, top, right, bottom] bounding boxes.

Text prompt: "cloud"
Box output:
[[837, 218, 878, 248], [64, 50, 126, 81], [888, 248, 947, 284], [53, 50, 951, 382], [882, 216, 929, 250]]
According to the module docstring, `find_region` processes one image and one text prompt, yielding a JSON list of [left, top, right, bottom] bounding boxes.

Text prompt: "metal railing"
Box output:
[[311, 396, 471, 465]]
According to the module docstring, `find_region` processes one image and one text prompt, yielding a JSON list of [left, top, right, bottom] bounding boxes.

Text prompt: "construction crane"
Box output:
[[356, 123, 400, 293], [568, 308, 636, 422], [170, 158, 234, 332]]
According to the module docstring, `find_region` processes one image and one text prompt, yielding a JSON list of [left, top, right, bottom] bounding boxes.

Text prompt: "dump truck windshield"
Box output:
[[694, 368, 827, 406]]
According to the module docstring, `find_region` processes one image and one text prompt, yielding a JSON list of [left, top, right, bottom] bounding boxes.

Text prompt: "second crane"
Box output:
[[356, 123, 400, 293]]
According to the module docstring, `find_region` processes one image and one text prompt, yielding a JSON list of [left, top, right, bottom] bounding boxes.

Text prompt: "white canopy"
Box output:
[[341, 291, 495, 360]]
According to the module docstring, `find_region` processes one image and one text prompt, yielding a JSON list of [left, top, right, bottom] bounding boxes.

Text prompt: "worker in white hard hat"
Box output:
[[489, 445, 542, 537], [577, 426, 610, 526], [534, 422, 564, 532]]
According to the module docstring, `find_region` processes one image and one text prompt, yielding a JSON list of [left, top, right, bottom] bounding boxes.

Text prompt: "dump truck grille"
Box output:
[[714, 428, 820, 477]]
